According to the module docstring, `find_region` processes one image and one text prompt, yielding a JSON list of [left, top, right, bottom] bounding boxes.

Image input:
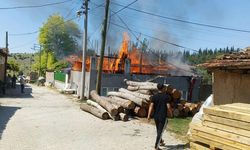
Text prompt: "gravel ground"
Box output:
[[0, 84, 187, 150]]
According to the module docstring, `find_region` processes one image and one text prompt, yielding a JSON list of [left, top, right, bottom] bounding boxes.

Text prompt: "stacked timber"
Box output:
[[80, 91, 131, 121], [80, 79, 201, 121], [107, 79, 200, 118], [189, 103, 250, 150]]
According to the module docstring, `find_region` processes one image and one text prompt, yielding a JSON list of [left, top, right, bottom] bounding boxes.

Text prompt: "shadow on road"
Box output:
[[1, 84, 33, 99], [0, 106, 21, 139], [162, 143, 189, 150]]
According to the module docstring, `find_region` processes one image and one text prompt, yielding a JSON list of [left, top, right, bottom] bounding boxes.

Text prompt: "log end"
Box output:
[[102, 112, 110, 120], [127, 102, 136, 110], [110, 109, 119, 116], [117, 106, 124, 113]]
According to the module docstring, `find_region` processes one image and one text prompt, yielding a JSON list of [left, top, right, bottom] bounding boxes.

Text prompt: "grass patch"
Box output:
[[167, 117, 192, 136]]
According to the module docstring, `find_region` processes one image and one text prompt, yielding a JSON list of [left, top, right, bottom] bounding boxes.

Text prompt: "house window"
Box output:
[[101, 87, 108, 96], [113, 88, 119, 91]]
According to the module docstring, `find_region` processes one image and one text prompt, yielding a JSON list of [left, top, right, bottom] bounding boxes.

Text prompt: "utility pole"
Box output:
[[80, 0, 89, 99], [96, 0, 110, 94], [39, 45, 42, 77], [4, 31, 8, 82]]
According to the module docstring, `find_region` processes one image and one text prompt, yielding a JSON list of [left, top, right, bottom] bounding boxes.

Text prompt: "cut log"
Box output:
[[108, 113, 120, 121], [127, 86, 139, 91], [116, 105, 124, 113], [119, 88, 151, 101], [108, 96, 135, 109], [183, 106, 190, 114], [86, 99, 107, 113], [177, 103, 184, 111], [184, 102, 192, 108], [80, 103, 109, 120], [119, 113, 129, 121], [90, 90, 118, 116], [172, 89, 182, 99], [129, 85, 158, 90], [107, 91, 148, 107], [190, 104, 198, 116], [173, 109, 180, 117], [136, 90, 151, 95], [124, 79, 157, 87], [134, 106, 147, 117]]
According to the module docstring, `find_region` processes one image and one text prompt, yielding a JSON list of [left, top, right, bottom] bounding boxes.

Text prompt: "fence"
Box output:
[[54, 71, 65, 82]]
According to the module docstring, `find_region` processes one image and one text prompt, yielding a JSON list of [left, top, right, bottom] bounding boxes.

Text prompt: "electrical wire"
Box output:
[[110, 22, 198, 52], [9, 17, 78, 36], [111, 1, 250, 33], [0, 0, 72, 10], [110, 0, 138, 17]]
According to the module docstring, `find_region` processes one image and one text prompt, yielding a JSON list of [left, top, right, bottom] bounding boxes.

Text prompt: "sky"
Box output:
[[1, 0, 250, 54]]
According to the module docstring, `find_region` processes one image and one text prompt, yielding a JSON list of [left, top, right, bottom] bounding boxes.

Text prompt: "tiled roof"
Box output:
[[198, 48, 250, 70]]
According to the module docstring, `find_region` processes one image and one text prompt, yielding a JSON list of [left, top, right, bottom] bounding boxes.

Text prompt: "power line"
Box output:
[[9, 31, 39, 36], [111, 2, 250, 33], [110, 22, 198, 52], [9, 17, 78, 36], [110, 0, 138, 17], [0, 0, 72, 10]]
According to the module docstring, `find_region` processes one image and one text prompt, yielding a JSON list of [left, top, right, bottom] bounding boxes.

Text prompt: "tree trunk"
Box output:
[[136, 90, 152, 95], [127, 85, 159, 91], [90, 90, 118, 116], [134, 106, 147, 117], [119, 88, 151, 101], [173, 109, 180, 117], [86, 100, 107, 112], [119, 113, 128, 121], [177, 103, 184, 111], [107, 91, 148, 107], [80, 103, 109, 120], [172, 89, 182, 99], [107, 96, 135, 109], [190, 104, 198, 116], [124, 79, 157, 87], [108, 113, 120, 121]]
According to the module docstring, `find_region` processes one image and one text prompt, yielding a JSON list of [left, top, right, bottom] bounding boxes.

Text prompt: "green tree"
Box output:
[[39, 14, 81, 58], [7, 58, 20, 73]]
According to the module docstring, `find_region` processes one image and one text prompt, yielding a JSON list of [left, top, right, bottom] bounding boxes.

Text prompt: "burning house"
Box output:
[[199, 47, 250, 105], [59, 33, 202, 102]]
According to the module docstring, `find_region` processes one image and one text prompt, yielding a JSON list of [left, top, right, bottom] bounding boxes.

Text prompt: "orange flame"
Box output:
[[70, 32, 174, 74]]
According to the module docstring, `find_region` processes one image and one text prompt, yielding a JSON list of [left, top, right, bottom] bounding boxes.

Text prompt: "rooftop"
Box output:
[[198, 47, 250, 70]]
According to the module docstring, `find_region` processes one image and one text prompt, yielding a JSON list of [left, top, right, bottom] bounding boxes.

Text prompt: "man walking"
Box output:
[[147, 83, 172, 150], [19, 75, 25, 93], [11, 74, 17, 88]]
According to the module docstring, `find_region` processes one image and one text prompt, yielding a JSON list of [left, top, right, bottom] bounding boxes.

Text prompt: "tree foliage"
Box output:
[[31, 14, 80, 76], [39, 14, 81, 58], [7, 58, 20, 73]]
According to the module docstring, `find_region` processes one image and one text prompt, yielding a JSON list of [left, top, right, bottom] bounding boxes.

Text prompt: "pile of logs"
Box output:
[[80, 79, 202, 121]]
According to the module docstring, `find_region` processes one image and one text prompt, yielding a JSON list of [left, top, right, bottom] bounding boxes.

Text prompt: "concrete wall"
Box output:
[[213, 70, 250, 105], [54, 80, 65, 90], [0, 64, 4, 81], [46, 72, 54, 83], [0, 55, 6, 81]]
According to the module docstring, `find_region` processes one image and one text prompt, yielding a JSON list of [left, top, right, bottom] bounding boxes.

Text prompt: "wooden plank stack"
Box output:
[[189, 103, 250, 150], [80, 79, 201, 121]]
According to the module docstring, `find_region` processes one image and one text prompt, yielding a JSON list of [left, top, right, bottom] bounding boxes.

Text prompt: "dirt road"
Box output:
[[0, 84, 186, 150]]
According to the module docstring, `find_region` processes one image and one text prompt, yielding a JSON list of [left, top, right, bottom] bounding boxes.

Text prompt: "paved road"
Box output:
[[0, 84, 186, 150]]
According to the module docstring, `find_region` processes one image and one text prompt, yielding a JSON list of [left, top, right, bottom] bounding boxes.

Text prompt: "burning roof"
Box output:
[[68, 33, 197, 75], [199, 47, 250, 70]]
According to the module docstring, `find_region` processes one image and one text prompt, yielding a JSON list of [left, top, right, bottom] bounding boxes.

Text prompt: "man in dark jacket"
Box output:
[[147, 83, 172, 150]]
